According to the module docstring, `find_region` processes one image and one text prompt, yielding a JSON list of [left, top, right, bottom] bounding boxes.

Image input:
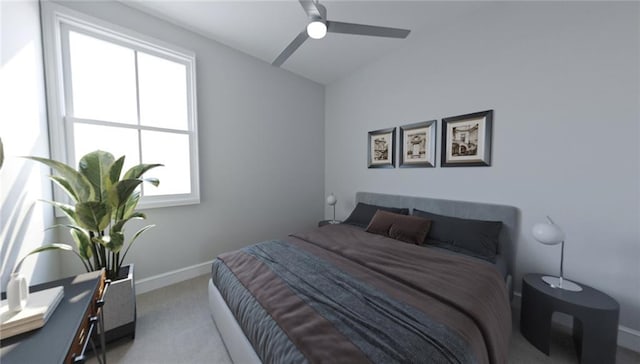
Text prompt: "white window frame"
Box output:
[[41, 2, 200, 209]]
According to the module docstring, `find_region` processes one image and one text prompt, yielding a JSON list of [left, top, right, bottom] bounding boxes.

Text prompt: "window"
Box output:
[[42, 3, 199, 208]]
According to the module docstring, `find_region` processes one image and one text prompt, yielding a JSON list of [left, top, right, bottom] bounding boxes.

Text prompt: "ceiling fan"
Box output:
[[272, 0, 411, 67]]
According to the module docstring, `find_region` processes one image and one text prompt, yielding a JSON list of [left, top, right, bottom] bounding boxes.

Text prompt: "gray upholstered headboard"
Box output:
[[356, 192, 520, 277]]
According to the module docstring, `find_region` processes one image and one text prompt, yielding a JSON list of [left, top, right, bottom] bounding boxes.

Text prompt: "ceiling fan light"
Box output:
[[307, 20, 327, 39]]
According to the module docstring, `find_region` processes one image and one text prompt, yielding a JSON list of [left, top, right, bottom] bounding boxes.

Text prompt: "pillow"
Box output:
[[366, 210, 432, 245], [412, 209, 502, 262], [343, 203, 409, 228]]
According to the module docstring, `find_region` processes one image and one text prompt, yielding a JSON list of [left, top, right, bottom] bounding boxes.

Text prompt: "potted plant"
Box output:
[[24, 150, 161, 341]]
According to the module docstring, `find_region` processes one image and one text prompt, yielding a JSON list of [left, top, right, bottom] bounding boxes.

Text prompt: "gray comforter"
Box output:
[[211, 224, 511, 364]]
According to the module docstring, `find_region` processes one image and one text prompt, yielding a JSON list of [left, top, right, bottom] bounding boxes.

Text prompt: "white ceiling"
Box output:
[[125, 1, 488, 85]]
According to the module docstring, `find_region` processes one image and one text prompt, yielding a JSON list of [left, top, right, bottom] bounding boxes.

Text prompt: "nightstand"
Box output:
[[318, 220, 341, 227], [520, 273, 619, 364]]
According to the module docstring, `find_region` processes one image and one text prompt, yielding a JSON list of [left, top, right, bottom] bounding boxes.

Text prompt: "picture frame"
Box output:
[[399, 120, 437, 168], [368, 127, 396, 168], [441, 110, 493, 167]]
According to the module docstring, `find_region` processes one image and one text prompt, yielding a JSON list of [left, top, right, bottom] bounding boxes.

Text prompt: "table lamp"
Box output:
[[326, 193, 339, 224], [531, 216, 582, 292]]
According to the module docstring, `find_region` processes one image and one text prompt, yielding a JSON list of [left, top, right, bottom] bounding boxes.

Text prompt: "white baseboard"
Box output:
[[135, 260, 212, 295], [513, 291, 639, 353], [618, 326, 640, 353]]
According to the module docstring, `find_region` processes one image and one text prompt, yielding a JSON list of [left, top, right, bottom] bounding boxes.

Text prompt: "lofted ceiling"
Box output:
[[124, 1, 487, 85]]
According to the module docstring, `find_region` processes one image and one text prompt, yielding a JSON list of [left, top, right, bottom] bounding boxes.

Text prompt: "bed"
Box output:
[[208, 192, 519, 364]]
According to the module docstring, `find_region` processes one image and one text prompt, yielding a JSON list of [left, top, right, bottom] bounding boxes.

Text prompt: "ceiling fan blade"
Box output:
[[298, 0, 321, 18], [272, 30, 309, 67], [327, 21, 410, 39]]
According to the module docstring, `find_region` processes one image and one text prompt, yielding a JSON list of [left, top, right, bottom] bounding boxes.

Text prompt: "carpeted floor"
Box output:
[[89, 274, 639, 364]]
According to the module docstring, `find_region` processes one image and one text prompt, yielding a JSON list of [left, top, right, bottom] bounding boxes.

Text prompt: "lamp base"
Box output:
[[541, 276, 582, 292], [328, 220, 340, 224]]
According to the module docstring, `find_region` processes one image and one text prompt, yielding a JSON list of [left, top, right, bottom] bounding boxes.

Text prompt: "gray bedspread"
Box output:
[[211, 224, 511, 364]]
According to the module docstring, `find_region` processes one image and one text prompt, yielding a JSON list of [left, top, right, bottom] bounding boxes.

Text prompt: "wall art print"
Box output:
[[441, 110, 493, 167], [368, 127, 396, 168], [399, 120, 436, 168]]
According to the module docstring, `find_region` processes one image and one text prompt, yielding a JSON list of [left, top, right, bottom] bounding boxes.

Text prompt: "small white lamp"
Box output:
[[532, 216, 582, 292], [326, 193, 339, 224]]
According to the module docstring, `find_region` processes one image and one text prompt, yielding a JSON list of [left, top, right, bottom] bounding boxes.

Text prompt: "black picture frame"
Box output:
[[368, 127, 396, 168], [399, 120, 437, 168], [441, 110, 493, 167]]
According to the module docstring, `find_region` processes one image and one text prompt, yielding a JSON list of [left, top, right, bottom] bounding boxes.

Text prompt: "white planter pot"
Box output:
[[102, 264, 136, 342]]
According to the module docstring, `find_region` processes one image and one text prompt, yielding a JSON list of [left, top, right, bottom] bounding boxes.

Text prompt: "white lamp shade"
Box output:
[[307, 21, 327, 39], [326, 193, 337, 206], [532, 221, 565, 245]]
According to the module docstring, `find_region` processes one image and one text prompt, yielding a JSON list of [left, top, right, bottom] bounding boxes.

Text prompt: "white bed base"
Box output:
[[208, 279, 261, 364]]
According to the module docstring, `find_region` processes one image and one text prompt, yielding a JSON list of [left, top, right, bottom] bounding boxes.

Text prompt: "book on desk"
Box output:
[[0, 286, 64, 339]]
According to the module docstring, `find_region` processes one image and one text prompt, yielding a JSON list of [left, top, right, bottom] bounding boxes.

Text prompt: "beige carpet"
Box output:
[[89, 274, 639, 364]]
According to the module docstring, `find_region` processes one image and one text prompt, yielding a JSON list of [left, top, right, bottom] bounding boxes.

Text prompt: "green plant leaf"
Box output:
[[107, 155, 125, 185], [91, 236, 107, 247], [50, 175, 80, 202], [108, 179, 142, 213], [128, 211, 146, 219], [122, 192, 141, 220], [79, 151, 115, 202], [70, 228, 93, 260], [40, 200, 78, 223], [14, 243, 89, 273], [91, 233, 124, 253], [143, 177, 160, 187], [24, 156, 94, 202], [103, 156, 125, 211], [47, 223, 87, 234], [107, 232, 125, 253], [119, 224, 155, 267], [76, 201, 111, 232], [111, 213, 146, 236], [123, 163, 163, 180]]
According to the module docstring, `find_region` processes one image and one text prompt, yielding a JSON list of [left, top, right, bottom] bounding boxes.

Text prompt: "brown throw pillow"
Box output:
[[366, 210, 432, 245]]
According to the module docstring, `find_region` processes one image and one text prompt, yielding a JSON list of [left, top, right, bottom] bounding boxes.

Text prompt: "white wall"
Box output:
[[0, 0, 60, 288], [52, 1, 325, 281], [325, 1, 640, 344]]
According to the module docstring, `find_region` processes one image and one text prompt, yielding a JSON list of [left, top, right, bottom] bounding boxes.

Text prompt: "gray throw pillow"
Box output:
[[412, 209, 502, 262], [343, 203, 409, 228]]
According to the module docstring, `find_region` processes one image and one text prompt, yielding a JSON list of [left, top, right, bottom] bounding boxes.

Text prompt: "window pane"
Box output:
[[73, 123, 140, 173], [138, 52, 188, 130], [68, 31, 137, 124], [140, 131, 191, 196]]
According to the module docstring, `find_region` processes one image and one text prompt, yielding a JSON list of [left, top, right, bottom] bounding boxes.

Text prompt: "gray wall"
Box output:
[[53, 1, 325, 280], [1, 0, 59, 288], [325, 2, 640, 334]]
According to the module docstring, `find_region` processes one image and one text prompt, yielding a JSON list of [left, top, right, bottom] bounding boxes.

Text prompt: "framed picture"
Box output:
[[399, 120, 436, 168], [368, 127, 396, 168], [441, 110, 493, 167]]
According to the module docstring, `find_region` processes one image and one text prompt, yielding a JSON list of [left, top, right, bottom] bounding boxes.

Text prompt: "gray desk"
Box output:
[[1, 270, 105, 363], [520, 273, 619, 364]]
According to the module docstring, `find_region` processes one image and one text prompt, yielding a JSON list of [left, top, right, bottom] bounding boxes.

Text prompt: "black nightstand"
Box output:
[[520, 273, 619, 364], [318, 220, 341, 227]]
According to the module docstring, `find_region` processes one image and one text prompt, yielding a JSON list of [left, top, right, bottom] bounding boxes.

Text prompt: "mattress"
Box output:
[[211, 224, 512, 364]]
